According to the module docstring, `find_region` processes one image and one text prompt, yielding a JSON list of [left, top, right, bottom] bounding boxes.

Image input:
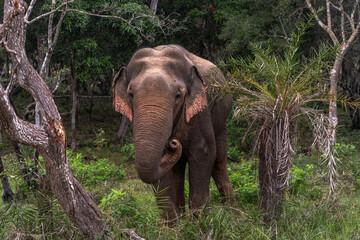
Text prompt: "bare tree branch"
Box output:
[[120, 229, 145, 240], [306, 0, 339, 45], [25, 0, 74, 25], [24, 0, 37, 21], [326, 0, 332, 29], [39, 1, 67, 78]]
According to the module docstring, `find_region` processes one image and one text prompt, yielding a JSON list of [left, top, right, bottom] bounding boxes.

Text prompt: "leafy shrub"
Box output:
[[100, 189, 138, 221], [226, 117, 253, 154], [228, 161, 258, 203], [94, 128, 107, 149], [121, 143, 135, 161], [289, 164, 317, 196], [227, 145, 244, 161], [334, 142, 356, 158], [67, 150, 125, 187]]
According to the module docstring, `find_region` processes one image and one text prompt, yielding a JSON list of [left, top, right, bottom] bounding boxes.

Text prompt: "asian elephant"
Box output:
[[113, 44, 234, 222]]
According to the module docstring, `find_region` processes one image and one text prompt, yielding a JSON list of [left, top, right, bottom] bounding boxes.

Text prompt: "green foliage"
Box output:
[[94, 128, 107, 149], [100, 189, 138, 220], [120, 143, 135, 161], [0, 197, 76, 239], [227, 145, 244, 160], [289, 164, 316, 195], [228, 161, 258, 203], [334, 142, 356, 158], [67, 150, 125, 187], [226, 116, 253, 154]]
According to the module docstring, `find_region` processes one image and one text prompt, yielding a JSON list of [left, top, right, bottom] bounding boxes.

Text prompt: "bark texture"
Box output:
[[0, 0, 104, 237]]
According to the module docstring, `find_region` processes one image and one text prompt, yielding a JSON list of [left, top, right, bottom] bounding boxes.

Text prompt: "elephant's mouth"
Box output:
[[160, 138, 182, 168]]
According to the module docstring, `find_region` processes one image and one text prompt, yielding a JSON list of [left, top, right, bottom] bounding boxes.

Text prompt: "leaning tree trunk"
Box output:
[[0, 1, 104, 237]]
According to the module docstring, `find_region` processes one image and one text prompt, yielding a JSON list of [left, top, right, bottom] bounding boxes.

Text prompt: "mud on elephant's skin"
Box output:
[[113, 44, 234, 222]]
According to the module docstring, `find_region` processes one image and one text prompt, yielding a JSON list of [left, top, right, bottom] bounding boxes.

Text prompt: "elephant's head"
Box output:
[[113, 46, 207, 184]]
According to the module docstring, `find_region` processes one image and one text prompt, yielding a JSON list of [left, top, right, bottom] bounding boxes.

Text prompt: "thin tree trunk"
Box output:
[[306, 0, 360, 148], [0, 132, 15, 202], [1, 1, 105, 237], [117, 116, 129, 142], [70, 72, 78, 150], [328, 54, 344, 145], [150, 0, 158, 14], [88, 82, 95, 121]]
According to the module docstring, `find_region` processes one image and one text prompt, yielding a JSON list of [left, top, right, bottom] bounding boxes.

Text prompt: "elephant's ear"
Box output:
[[185, 66, 207, 123], [112, 67, 133, 122]]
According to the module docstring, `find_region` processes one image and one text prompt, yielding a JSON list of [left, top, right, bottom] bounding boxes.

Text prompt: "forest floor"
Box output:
[[1, 99, 360, 239]]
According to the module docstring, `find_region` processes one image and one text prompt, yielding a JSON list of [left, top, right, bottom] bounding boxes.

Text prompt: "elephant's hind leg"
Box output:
[[212, 131, 235, 201]]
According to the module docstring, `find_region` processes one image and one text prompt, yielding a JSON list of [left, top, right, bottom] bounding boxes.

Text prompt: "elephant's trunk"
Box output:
[[133, 95, 182, 184]]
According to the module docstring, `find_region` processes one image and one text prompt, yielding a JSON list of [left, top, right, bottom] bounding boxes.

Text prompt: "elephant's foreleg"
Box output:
[[212, 131, 235, 201], [188, 142, 216, 211]]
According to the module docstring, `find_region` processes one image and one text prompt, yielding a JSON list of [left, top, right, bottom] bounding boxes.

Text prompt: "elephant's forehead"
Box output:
[[129, 57, 189, 79], [128, 65, 181, 91], [131, 56, 185, 69]]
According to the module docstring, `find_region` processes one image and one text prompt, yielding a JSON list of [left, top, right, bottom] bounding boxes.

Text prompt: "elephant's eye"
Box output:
[[128, 90, 134, 99], [175, 91, 181, 100]]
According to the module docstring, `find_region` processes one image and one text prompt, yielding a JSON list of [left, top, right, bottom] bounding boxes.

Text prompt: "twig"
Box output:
[[120, 229, 145, 240]]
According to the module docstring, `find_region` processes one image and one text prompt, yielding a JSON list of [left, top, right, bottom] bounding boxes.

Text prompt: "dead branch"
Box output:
[[25, 0, 74, 25], [39, 1, 67, 78], [120, 229, 145, 240], [24, 0, 37, 21], [306, 0, 339, 45]]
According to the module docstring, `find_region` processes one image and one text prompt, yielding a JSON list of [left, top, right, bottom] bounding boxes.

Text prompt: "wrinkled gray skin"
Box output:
[[113, 45, 234, 222]]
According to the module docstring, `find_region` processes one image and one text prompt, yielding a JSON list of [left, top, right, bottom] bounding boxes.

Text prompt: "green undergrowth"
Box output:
[[1, 107, 360, 239]]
